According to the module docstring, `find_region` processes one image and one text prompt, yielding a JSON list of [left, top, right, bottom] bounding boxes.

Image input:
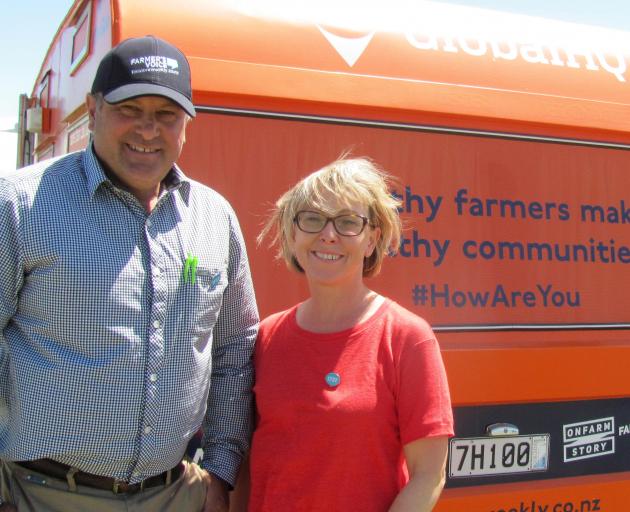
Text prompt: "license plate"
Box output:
[[449, 434, 550, 478]]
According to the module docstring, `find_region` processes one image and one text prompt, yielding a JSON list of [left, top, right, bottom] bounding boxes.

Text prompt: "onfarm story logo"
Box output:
[[563, 417, 615, 462], [317, 25, 375, 67]]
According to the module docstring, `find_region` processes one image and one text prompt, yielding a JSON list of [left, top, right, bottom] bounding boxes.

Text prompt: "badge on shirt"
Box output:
[[325, 372, 341, 388]]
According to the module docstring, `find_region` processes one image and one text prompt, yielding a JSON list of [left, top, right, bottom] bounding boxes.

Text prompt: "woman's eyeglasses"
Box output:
[[294, 211, 370, 237]]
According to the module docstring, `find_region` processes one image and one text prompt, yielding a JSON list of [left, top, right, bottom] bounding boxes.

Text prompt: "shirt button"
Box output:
[[149, 373, 158, 383], [152, 320, 160, 329], [132, 471, 140, 478], [144, 426, 152, 435]]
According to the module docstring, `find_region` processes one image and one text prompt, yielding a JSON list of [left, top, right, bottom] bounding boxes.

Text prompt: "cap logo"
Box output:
[[129, 56, 180, 75], [92, 36, 195, 117]]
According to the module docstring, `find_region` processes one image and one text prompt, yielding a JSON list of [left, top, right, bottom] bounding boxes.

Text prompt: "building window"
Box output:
[[38, 73, 50, 109], [70, 1, 92, 74]]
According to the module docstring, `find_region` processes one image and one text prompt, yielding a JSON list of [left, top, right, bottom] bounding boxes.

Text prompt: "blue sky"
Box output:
[[2, 0, 630, 170], [442, 0, 630, 31]]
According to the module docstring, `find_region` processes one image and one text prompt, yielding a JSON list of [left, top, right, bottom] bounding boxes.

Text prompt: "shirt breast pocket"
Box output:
[[181, 266, 227, 335]]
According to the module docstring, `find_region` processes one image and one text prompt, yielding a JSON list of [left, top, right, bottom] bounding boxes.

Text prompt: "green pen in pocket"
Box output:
[[182, 253, 198, 284]]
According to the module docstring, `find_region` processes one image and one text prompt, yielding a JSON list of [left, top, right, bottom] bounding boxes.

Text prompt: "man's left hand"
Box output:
[[202, 471, 230, 512]]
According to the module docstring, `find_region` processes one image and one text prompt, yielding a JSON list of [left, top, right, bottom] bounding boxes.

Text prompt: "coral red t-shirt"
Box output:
[[249, 299, 454, 511]]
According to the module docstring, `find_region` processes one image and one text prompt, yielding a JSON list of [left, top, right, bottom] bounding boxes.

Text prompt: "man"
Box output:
[[0, 36, 258, 511]]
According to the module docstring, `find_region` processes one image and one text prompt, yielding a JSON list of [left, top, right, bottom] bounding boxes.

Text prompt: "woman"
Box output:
[[249, 157, 454, 511]]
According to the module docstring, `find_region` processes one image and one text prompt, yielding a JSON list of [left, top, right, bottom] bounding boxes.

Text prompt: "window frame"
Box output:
[[69, 0, 93, 75]]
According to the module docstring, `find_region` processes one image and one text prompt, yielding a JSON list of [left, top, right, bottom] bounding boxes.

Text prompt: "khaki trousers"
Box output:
[[0, 460, 207, 512]]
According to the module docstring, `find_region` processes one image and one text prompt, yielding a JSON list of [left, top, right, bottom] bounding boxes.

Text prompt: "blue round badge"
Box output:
[[325, 372, 341, 387]]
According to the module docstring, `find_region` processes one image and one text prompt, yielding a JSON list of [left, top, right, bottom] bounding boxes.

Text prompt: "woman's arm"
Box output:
[[389, 436, 449, 512]]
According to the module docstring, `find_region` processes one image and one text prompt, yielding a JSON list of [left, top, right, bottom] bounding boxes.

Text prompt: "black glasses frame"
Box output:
[[293, 210, 370, 237]]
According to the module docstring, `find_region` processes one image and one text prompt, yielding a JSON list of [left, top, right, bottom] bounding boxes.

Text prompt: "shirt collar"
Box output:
[[82, 142, 109, 196], [82, 142, 191, 203]]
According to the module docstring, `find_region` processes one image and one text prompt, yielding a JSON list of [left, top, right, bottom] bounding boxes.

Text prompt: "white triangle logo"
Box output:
[[317, 25, 375, 67]]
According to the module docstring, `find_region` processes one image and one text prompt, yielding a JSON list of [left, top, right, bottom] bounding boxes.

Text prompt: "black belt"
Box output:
[[15, 458, 184, 494]]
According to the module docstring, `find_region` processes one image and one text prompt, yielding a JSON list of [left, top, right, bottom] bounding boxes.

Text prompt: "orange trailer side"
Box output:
[[18, 1, 630, 509]]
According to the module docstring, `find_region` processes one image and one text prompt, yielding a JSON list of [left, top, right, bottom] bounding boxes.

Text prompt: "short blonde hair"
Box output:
[[258, 157, 402, 277]]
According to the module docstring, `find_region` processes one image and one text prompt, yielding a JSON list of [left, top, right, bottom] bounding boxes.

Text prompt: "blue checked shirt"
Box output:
[[0, 145, 258, 486]]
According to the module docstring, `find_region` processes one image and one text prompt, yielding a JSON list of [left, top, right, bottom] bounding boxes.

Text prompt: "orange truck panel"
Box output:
[[19, 0, 630, 509]]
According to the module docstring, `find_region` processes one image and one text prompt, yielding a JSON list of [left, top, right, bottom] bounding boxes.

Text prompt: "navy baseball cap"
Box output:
[[91, 36, 196, 117]]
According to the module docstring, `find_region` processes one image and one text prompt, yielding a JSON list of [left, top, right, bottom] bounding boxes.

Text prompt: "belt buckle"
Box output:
[[112, 479, 143, 495]]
